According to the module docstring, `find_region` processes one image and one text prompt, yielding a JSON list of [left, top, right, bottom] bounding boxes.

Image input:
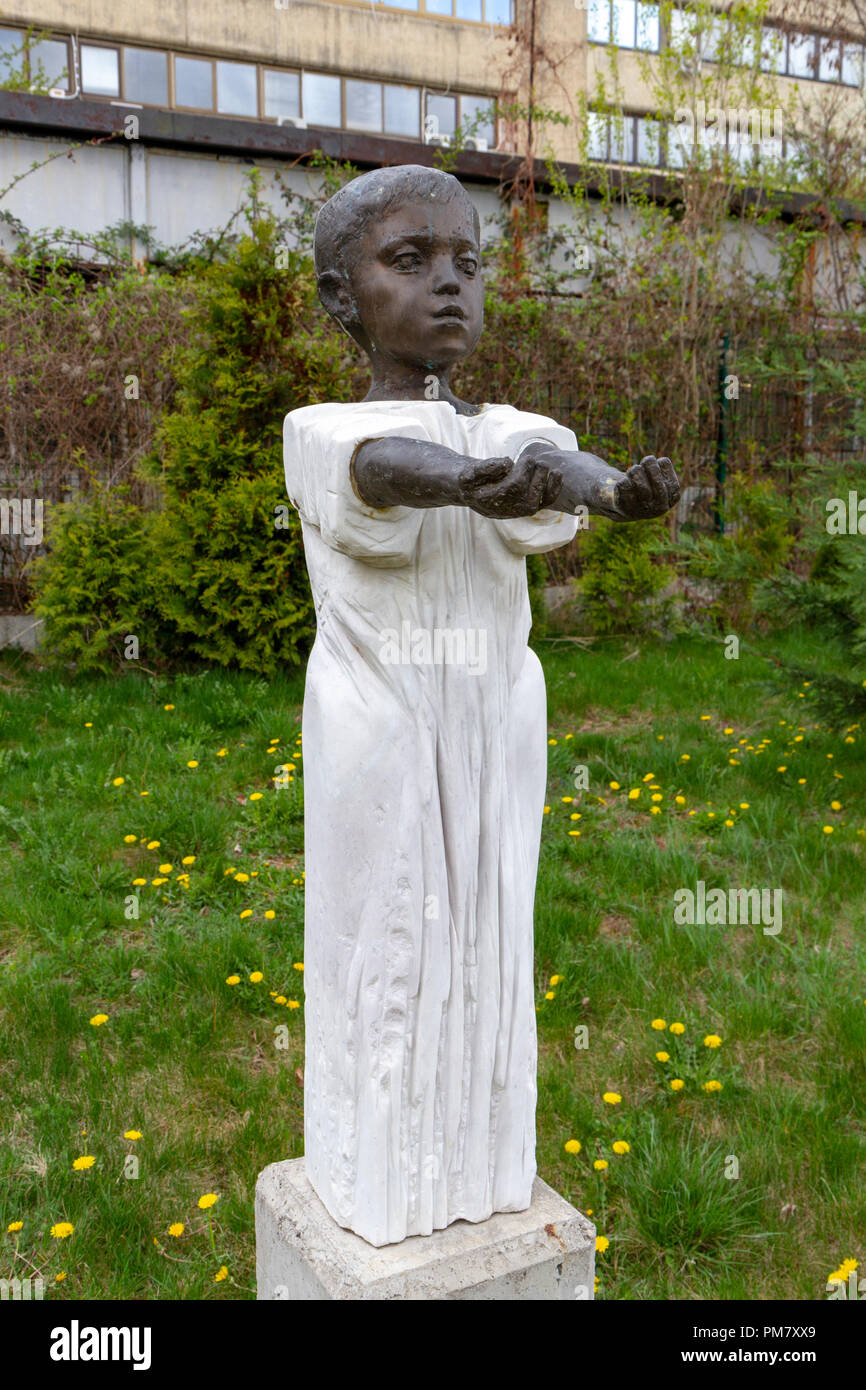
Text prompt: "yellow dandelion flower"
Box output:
[[293, 962, 304, 972], [240, 909, 253, 919], [7, 1221, 23, 1232], [249, 793, 263, 802], [831, 801, 842, 811], [132, 878, 146, 887], [602, 1092, 622, 1104], [823, 825, 834, 835], [596, 1236, 610, 1253], [264, 909, 276, 920], [702, 1080, 723, 1093], [72, 1156, 95, 1171], [609, 781, 621, 790], [669, 1022, 685, 1035], [275, 995, 287, 1005], [182, 855, 196, 866], [50, 1223, 74, 1238], [655, 1051, 670, 1062], [651, 1018, 666, 1030], [543, 805, 551, 814], [168, 1222, 184, 1237], [186, 760, 199, 769], [158, 863, 173, 874], [124, 1130, 142, 1141], [214, 1266, 228, 1282], [234, 872, 250, 883], [163, 704, 175, 711], [123, 834, 137, 844], [564, 1139, 582, 1155], [197, 1193, 219, 1210], [642, 773, 655, 783], [287, 1000, 300, 1009], [89, 1014, 108, 1027], [703, 1034, 722, 1048], [550, 974, 563, 985], [249, 971, 263, 983], [225, 975, 240, 986], [612, 1141, 630, 1155], [544, 990, 555, 1000], [217, 749, 228, 757], [146, 840, 160, 850], [55, 1271, 66, 1282], [112, 777, 125, 787], [670, 1078, 685, 1091], [593, 1159, 609, 1171], [628, 788, 640, 800]]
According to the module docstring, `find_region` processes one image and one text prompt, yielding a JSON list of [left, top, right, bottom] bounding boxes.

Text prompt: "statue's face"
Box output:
[[350, 195, 483, 370]]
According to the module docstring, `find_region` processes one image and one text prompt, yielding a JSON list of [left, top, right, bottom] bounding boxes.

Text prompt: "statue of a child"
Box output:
[[283, 164, 679, 1247]]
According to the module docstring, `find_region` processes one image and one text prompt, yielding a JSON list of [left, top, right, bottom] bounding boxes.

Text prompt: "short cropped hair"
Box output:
[[313, 164, 481, 290]]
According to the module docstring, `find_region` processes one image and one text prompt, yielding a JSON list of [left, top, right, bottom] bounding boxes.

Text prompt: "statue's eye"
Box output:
[[457, 257, 478, 276], [393, 252, 421, 270]]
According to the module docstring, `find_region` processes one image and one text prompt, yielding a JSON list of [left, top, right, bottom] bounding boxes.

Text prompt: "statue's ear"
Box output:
[[317, 270, 359, 334]]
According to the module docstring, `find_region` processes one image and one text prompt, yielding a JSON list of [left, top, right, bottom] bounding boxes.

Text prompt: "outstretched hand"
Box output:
[[614, 456, 680, 520], [457, 448, 563, 519]]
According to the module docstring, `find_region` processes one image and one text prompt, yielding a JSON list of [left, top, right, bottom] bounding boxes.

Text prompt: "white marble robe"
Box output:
[[283, 401, 579, 1246]]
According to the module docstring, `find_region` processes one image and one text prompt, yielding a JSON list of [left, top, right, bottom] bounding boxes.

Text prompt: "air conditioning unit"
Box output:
[[277, 115, 307, 129], [464, 137, 489, 152]]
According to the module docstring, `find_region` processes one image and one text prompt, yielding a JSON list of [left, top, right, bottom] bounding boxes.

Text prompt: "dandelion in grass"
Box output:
[[702, 1080, 723, 1093], [124, 1131, 142, 1141], [612, 1141, 630, 1155], [703, 1035, 722, 1048], [655, 1050, 670, 1062], [123, 834, 137, 844], [217, 749, 228, 758], [550, 974, 563, 985], [593, 1159, 608, 1171], [544, 990, 555, 1000], [51, 1223, 74, 1239], [602, 1092, 621, 1105], [55, 1271, 66, 1282], [250, 793, 263, 802], [250, 972, 264, 984], [823, 825, 834, 835], [168, 1223, 184, 1237], [669, 1022, 685, 1035], [564, 1139, 581, 1155], [651, 1018, 666, 1030], [112, 777, 125, 787], [226, 975, 240, 986], [670, 1079, 685, 1091], [287, 1000, 300, 1009], [214, 1266, 228, 1282], [264, 909, 276, 920], [89, 1014, 108, 1027], [132, 878, 146, 887], [275, 995, 287, 1005], [7, 1221, 23, 1233], [146, 841, 160, 850], [158, 863, 173, 874], [595, 1235, 609, 1253], [72, 1156, 95, 1171], [293, 963, 304, 972], [186, 760, 199, 769], [164, 704, 175, 711]]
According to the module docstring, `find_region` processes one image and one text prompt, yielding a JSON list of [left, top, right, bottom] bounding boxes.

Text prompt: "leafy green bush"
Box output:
[[576, 515, 674, 635], [31, 179, 361, 674], [31, 486, 170, 672]]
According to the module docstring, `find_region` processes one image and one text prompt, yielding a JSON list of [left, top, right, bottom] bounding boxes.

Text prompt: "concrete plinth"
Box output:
[[255, 1158, 595, 1301]]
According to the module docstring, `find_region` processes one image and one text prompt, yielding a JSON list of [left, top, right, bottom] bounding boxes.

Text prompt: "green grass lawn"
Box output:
[[1, 629, 864, 1300]]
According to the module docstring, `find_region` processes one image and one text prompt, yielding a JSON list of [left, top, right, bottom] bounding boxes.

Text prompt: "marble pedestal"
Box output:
[[256, 1158, 595, 1301]]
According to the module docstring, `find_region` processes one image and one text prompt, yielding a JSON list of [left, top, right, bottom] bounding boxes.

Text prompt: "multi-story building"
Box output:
[[0, 2, 864, 260]]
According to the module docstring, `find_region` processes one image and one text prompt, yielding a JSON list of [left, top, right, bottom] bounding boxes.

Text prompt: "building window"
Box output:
[[426, 91, 457, 138], [264, 68, 300, 120], [588, 1, 660, 52], [842, 43, 865, 88], [377, 0, 512, 19], [29, 36, 70, 90], [175, 55, 214, 110], [123, 47, 168, 105], [460, 94, 495, 144], [302, 71, 341, 127], [216, 60, 257, 116], [787, 31, 817, 80], [345, 78, 383, 131], [0, 27, 23, 83], [384, 83, 420, 136], [81, 44, 120, 97]]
